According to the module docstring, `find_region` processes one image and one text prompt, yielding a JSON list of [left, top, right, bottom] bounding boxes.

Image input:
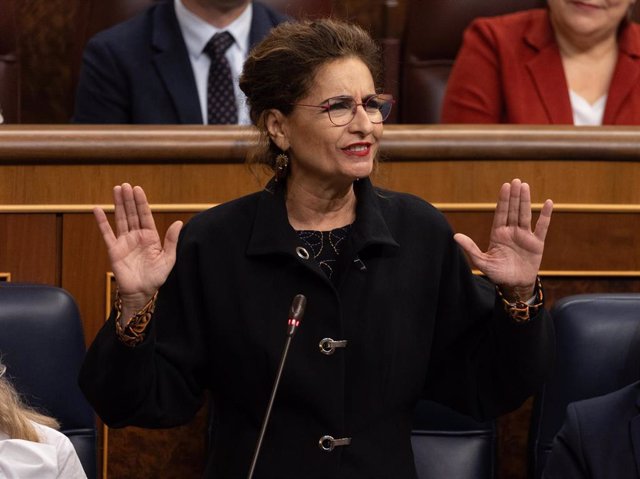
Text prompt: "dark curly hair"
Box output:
[[239, 18, 382, 174]]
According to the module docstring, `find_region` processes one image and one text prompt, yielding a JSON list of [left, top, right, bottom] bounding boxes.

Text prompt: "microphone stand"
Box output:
[[247, 294, 306, 479]]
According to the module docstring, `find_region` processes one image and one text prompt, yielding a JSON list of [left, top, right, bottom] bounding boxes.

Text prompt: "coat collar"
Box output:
[[246, 177, 399, 258], [523, 10, 573, 124], [151, 2, 203, 124]]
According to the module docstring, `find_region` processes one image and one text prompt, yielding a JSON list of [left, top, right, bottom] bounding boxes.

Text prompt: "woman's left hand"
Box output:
[[454, 179, 553, 301]]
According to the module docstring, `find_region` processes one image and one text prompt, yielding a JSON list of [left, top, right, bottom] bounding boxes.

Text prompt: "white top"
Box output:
[[0, 422, 87, 479], [569, 90, 607, 126], [174, 0, 253, 125]]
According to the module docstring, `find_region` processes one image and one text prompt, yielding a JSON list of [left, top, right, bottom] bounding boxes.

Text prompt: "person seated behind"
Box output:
[[543, 379, 640, 479], [0, 362, 87, 479], [79, 18, 555, 478], [441, 0, 640, 125], [72, 0, 287, 124]]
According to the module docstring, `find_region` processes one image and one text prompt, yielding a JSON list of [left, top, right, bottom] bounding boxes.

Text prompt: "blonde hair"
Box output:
[[0, 370, 60, 442]]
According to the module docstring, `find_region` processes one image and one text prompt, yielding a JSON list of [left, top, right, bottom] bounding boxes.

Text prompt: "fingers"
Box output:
[[519, 182, 532, 230], [493, 179, 536, 231], [534, 199, 554, 242], [491, 182, 510, 230], [163, 221, 184, 264], [133, 186, 156, 231], [507, 178, 522, 227], [122, 183, 141, 231], [454, 233, 486, 271], [113, 185, 128, 236], [93, 207, 116, 248], [113, 183, 153, 236]]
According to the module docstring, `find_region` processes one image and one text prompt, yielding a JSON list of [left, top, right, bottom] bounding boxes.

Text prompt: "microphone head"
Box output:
[[287, 294, 306, 336]]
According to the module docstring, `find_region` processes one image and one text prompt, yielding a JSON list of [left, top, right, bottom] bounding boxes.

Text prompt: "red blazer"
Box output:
[[441, 9, 640, 125]]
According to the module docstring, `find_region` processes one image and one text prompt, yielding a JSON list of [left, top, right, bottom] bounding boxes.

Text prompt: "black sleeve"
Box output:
[[423, 234, 555, 420], [543, 404, 590, 479], [79, 224, 208, 428]]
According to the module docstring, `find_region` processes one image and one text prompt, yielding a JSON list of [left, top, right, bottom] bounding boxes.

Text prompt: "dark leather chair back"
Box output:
[[0, 0, 20, 123], [0, 283, 97, 479], [529, 294, 640, 479], [398, 0, 545, 123], [412, 400, 496, 479]]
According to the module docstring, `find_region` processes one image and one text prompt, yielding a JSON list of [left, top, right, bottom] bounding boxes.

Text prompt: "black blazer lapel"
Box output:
[[151, 2, 203, 124]]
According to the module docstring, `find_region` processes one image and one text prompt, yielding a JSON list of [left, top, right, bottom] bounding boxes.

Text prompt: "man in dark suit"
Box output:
[[72, 0, 287, 124], [544, 380, 640, 479]]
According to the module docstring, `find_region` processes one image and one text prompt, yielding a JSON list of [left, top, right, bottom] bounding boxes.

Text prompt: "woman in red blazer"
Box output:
[[441, 1, 640, 125]]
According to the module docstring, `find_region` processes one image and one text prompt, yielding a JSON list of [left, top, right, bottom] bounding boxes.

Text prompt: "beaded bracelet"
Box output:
[[495, 276, 544, 323], [114, 290, 158, 347]]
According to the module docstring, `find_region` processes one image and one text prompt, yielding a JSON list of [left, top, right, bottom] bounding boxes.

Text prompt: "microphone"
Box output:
[[247, 294, 307, 479]]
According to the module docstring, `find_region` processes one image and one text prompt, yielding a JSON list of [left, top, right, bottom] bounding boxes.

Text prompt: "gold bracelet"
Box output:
[[496, 276, 544, 324], [114, 290, 158, 347]]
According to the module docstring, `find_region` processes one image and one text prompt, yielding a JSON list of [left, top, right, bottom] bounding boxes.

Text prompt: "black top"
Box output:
[[296, 225, 352, 280], [80, 178, 555, 479]]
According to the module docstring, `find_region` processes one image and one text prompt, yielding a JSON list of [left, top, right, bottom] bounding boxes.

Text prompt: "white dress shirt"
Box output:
[[570, 90, 607, 126], [174, 0, 253, 125], [0, 422, 87, 479]]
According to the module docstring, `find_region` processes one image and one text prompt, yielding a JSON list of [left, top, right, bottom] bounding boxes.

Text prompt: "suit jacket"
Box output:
[[441, 9, 640, 125], [544, 380, 640, 479], [72, 1, 287, 124], [79, 178, 555, 479]]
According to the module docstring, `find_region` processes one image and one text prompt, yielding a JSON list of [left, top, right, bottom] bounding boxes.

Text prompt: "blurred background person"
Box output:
[[543, 377, 640, 478], [72, 0, 287, 124], [441, 0, 640, 125], [80, 19, 555, 478], [0, 361, 87, 479]]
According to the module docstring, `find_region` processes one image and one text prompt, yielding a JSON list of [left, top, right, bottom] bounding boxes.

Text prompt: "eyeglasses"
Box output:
[[295, 94, 394, 126]]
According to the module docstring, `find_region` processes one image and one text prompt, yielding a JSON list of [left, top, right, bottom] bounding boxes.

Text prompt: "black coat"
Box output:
[[80, 178, 555, 478], [544, 380, 640, 479], [72, 0, 287, 124]]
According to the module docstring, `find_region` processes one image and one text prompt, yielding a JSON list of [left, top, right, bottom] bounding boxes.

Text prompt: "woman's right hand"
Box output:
[[94, 183, 183, 313]]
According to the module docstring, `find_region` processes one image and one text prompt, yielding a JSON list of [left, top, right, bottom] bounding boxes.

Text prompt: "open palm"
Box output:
[[454, 179, 553, 301], [94, 184, 182, 311]]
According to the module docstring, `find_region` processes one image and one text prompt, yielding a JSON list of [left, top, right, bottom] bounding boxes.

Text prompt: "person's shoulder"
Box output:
[[468, 8, 547, 37], [570, 380, 640, 417], [31, 422, 72, 449], [87, 2, 168, 46], [252, 1, 290, 26], [372, 186, 451, 231], [183, 190, 264, 234]]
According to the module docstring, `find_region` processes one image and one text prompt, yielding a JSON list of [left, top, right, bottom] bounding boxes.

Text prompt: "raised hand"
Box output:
[[453, 179, 553, 301], [94, 183, 183, 312]]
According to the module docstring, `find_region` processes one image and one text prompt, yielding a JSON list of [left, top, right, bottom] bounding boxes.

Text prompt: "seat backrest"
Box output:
[[0, 283, 96, 479], [397, 0, 545, 123], [0, 0, 20, 123], [529, 293, 640, 479], [412, 400, 496, 479]]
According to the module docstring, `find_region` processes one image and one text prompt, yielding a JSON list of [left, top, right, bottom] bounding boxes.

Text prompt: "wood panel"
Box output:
[[0, 214, 58, 284], [4, 125, 640, 478]]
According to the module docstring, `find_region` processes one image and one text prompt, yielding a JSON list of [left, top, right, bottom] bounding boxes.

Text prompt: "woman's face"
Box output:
[[548, 0, 635, 40], [274, 57, 383, 191]]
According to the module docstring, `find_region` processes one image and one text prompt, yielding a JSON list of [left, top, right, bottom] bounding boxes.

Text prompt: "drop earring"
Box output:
[[275, 152, 289, 180]]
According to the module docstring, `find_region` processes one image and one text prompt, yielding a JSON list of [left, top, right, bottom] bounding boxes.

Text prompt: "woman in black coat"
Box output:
[[80, 19, 555, 479]]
